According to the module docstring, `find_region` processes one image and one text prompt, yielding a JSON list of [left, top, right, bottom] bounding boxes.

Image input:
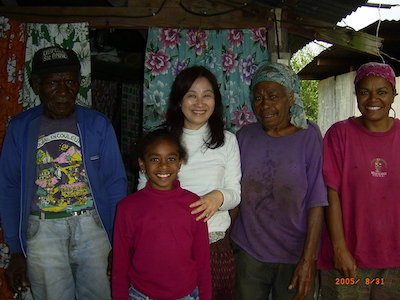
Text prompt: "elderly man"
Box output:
[[0, 46, 127, 299]]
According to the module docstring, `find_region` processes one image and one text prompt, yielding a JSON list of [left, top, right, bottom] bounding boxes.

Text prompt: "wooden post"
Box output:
[[267, 8, 291, 65]]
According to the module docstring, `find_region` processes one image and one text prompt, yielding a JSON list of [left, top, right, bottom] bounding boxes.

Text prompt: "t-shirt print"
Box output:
[[34, 131, 94, 213]]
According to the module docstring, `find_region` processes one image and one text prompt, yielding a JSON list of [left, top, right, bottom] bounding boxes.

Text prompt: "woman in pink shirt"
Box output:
[[317, 62, 400, 299]]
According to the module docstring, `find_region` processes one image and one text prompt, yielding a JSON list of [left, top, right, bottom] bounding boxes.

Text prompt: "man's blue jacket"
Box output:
[[0, 104, 127, 256]]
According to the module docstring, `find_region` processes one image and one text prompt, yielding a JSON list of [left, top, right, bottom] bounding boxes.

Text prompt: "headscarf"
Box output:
[[251, 62, 308, 129], [354, 62, 396, 90]]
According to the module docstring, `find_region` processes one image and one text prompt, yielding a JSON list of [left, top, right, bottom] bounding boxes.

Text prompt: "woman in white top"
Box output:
[[138, 66, 241, 300]]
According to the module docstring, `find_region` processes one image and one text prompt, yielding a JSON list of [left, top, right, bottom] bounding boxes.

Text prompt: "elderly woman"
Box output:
[[231, 62, 327, 300], [317, 62, 400, 299]]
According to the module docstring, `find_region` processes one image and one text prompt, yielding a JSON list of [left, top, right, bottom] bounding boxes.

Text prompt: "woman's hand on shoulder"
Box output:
[[189, 190, 224, 222]]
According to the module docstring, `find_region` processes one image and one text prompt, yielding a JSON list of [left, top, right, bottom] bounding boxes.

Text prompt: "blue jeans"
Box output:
[[26, 210, 111, 300], [128, 286, 199, 300]]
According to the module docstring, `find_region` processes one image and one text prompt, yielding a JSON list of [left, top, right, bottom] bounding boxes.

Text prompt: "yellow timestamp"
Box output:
[[335, 278, 385, 285]]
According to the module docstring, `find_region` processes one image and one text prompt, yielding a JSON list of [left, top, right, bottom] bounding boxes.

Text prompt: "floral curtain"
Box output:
[[143, 27, 269, 133], [23, 22, 91, 110], [0, 17, 26, 152], [0, 17, 27, 300]]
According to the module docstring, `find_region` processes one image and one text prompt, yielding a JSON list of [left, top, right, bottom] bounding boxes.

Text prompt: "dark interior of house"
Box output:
[[89, 28, 148, 193]]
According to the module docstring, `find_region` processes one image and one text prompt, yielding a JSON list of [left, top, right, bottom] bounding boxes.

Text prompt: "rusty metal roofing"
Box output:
[[298, 20, 400, 80], [256, 0, 368, 24]]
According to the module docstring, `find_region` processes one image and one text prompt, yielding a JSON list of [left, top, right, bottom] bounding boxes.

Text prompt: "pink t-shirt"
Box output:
[[317, 117, 400, 269]]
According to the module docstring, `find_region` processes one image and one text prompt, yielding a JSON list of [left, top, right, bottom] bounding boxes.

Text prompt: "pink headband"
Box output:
[[354, 62, 396, 89]]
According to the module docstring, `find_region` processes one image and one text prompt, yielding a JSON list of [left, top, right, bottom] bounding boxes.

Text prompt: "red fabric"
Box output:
[[0, 17, 26, 152], [0, 17, 27, 300]]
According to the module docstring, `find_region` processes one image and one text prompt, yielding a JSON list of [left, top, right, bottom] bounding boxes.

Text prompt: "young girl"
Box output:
[[112, 128, 211, 300]]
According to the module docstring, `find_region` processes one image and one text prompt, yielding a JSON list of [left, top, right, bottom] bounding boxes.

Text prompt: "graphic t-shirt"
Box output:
[[32, 112, 94, 213]]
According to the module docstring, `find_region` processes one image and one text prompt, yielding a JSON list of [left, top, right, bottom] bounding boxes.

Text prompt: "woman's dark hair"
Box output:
[[166, 66, 225, 149], [138, 128, 188, 164]]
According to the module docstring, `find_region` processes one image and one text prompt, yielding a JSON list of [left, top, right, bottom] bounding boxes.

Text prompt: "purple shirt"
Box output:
[[231, 121, 327, 264]]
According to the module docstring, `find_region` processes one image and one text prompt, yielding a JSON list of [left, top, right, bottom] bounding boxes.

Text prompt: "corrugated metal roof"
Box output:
[[298, 20, 400, 79], [250, 0, 369, 55], [256, 0, 368, 24]]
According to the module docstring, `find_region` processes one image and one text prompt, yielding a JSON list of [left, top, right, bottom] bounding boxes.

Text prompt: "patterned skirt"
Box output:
[[210, 235, 236, 300]]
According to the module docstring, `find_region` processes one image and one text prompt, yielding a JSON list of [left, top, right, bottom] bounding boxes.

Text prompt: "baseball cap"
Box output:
[[31, 46, 81, 75]]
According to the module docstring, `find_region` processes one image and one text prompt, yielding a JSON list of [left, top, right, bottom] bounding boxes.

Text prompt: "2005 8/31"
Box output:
[[335, 278, 385, 285]]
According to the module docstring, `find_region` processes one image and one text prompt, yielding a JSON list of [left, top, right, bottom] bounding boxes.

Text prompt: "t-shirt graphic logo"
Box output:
[[370, 158, 387, 178]]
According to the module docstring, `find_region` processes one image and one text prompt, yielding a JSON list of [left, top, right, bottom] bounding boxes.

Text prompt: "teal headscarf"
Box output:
[[251, 62, 308, 129]]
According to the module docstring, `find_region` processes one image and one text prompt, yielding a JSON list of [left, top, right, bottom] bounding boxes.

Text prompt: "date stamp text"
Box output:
[[335, 278, 385, 285]]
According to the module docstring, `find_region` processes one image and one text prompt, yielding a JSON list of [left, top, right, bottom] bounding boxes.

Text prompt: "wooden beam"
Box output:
[[280, 9, 383, 57], [0, 4, 275, 29], [316, 28, 383, 57], [316, 58, 355, 66], [268, 4, 384, 61]]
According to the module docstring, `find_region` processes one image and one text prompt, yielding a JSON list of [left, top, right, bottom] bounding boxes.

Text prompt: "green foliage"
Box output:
[[298, 79, 319, 122], [290, 42, 328, 122]]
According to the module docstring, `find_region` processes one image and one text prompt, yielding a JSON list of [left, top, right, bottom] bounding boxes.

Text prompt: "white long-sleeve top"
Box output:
[[138, 123, 241, 235]]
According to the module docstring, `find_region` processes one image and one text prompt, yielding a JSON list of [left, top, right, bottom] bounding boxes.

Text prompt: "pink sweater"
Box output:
[[112, 180, 211, 300]]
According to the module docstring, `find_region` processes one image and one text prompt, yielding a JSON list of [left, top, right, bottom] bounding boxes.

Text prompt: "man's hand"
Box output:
[[6, 253, 30, 293]]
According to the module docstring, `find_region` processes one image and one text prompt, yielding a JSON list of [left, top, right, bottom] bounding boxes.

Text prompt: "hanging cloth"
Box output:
[[23, 22, 92, 110], [142, 27, 270, 133]]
